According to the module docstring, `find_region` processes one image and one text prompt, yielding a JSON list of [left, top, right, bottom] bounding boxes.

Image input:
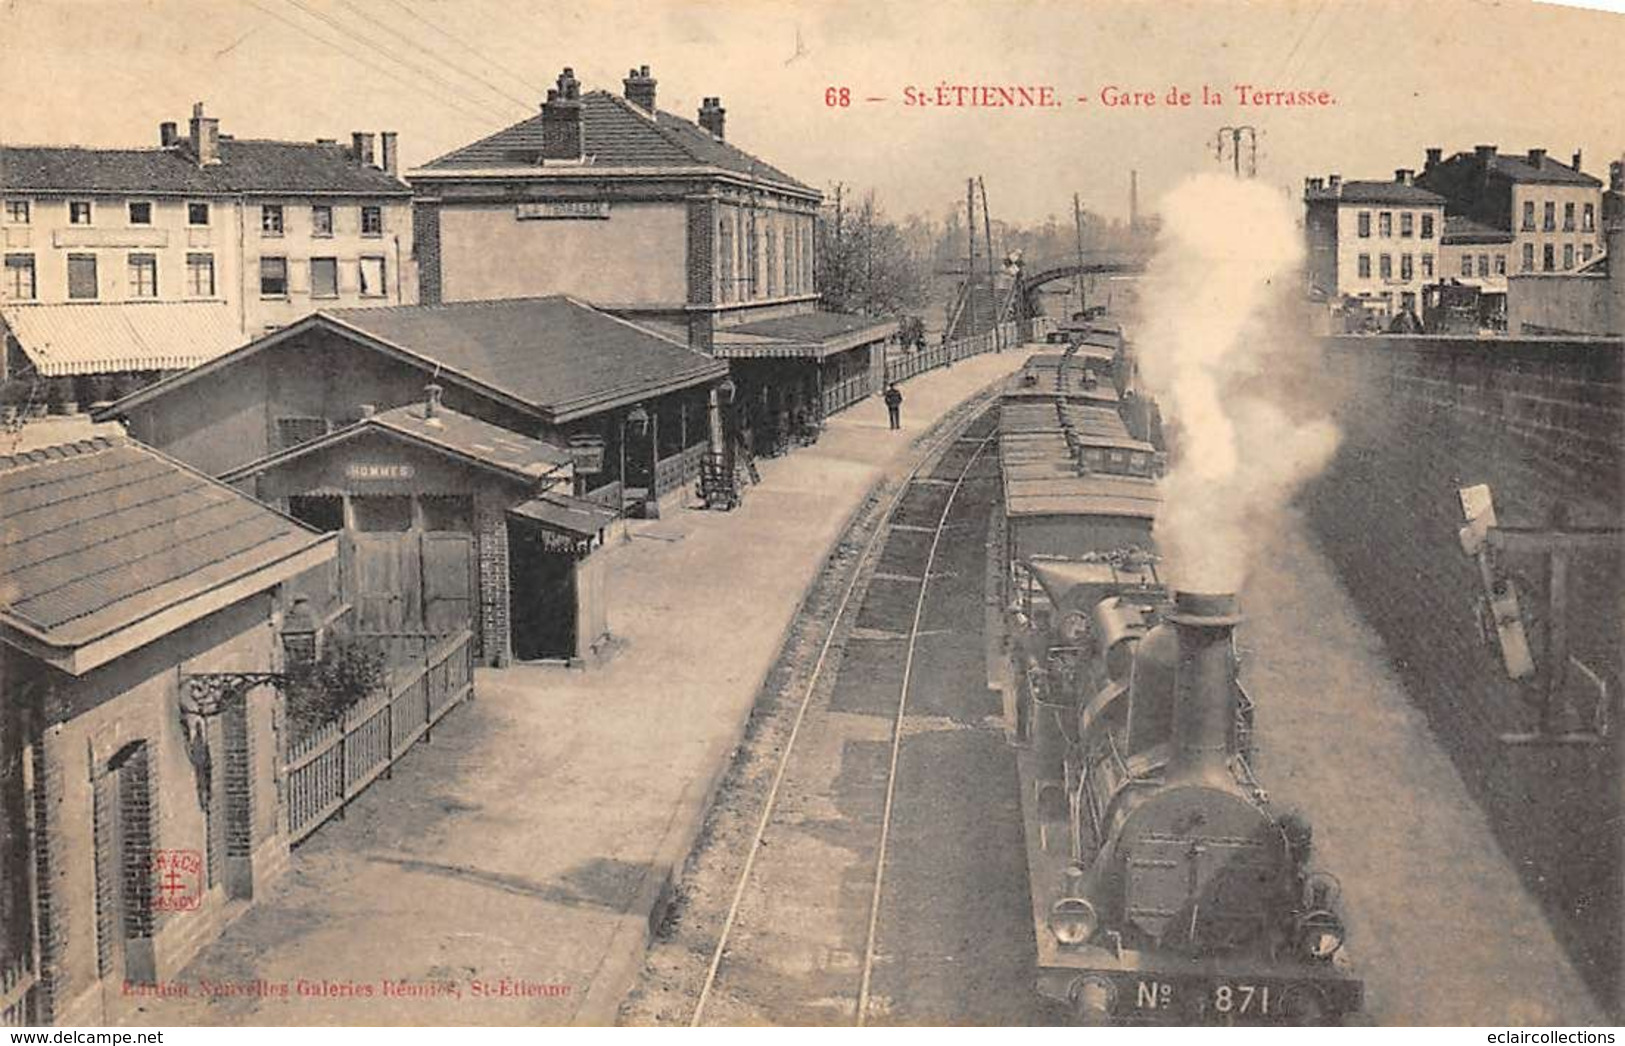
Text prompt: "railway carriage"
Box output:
[[997, 332, 1362, 1026]]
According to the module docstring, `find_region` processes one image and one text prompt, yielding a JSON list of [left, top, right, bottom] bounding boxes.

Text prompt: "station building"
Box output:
[[407, 66, 896, 449], [0, 435, 336, 1025], [94, 296, 728, 665]]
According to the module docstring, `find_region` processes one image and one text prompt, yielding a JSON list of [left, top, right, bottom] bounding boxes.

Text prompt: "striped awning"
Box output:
[[2, 301, 245, 376]]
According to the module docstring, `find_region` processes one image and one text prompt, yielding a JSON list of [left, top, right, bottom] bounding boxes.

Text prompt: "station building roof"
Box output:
[[0, 435, 333, 674]]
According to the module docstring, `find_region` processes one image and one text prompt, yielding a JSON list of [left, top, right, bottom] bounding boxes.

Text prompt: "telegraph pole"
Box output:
[[966, 178, 979, 342], [978, 176, 999, 349], [1215, 126, 1259, 179], [1072, 192, 1087, 315]]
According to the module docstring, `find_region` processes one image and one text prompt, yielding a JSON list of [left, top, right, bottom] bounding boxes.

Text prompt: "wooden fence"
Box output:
[[0, 960, 35, 1027], [884, 318, 1049, 386], [654, 442, 709, 500], [283, 628, 474, 844]]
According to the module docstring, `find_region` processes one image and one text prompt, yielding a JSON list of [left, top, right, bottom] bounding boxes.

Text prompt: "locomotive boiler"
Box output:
[[1009, 573, 1361, 1024]]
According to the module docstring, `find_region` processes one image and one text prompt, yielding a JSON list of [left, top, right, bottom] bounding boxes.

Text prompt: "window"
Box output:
[[4, 200, 29, 224], [1400, 213, 1414, 238], [67, 253, 97, 298], [1421, 253, 1434, 279], [1495, 254, 1507, 275], [360, 206, 382, 237], [287, 495, 344, 533], [359, 256, 386, 297], [276, 417, 329, 450], [1582, 244, 1595, 263], [1543, 201, 1555, 231], [3, 255, 35, 300], [765, 226, 778, 297], [1400, 254, 1413, 280], [352, 495, 412, 532], [1563, 202, 1575, 231], [260, 256, 288, 297], [718, 215, 735, 303], [261, 205, 284, 236], [1522, 201, 1536, 230], [1563, 244, 1575, 270], [420, 495, 473, 532], [188, 201, 210, 226], [1379, 253, 1392, 279], [1543, 243, 1555, 271], [186, 253, 215, 296], [312, 205, 333, 237], [1357, 253, 1371, 279], [1522, 242, 1535, 271], [1460, 254, 1472, 277], [127, 201, 152, 225], [1379, 212, 1392, 237], [1421, 214, 1434, 239], [127, 253, 157, 298], [1357, 211, 1371, 238], [1477, 254, 1490, 277], [1583, 203, 1595, 232], [310, 257, 339, 298], [69, 201, 92, 225]]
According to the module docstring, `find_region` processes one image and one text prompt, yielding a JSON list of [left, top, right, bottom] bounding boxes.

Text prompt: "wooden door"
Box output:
[[352, 534, 419, 632], [421, 532, 475, 635]]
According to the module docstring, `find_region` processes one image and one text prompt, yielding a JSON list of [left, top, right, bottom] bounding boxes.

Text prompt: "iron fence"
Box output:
[[284, 628, 474, 844]]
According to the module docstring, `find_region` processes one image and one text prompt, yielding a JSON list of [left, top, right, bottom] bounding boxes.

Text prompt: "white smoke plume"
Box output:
[[1133, 174, 1340, 593]]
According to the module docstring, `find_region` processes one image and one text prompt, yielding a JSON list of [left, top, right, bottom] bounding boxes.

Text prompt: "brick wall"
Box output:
[[475, 490, 510, 667], [412, 199, 443, 306], [1302, 333, 1623, 1016]]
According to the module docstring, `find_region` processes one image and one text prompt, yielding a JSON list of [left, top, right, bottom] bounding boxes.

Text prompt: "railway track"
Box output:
[[686, 408, 1017, 1026]]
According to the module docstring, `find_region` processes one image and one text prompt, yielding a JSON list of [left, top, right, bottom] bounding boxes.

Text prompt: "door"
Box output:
[[422, 532, 475, 635], [507, 518, 578, 661], [352, 535, 415, 631]]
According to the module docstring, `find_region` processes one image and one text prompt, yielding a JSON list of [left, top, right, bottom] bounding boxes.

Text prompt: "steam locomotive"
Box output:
[[999, 347, 1361, 1025]]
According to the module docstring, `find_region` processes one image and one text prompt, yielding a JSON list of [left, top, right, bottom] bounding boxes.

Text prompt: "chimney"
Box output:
[[352, 132, 366, 161], [1425, 147, 1442, 170], [1571, 149, 1582, 172], [380, 131, 399, 175], [698, 96, 726, 139], [1395, 168, 1414, 186], [1475, 144, 1498, 161], [189, 102, 220, 166], [1327, 173, 1342, 193], [423, 384, 444, 424], [541, 67, 584, 160], [1611, 159, 1623, 194], [356, 132, 377, 167], [1165, 591, 1243, 786], [623, 64, 657, 114], [160, 121, 179, 148], [358, 403, 376, 419], [316, 137, 338, 146], [1527, 147, 1546, 167]]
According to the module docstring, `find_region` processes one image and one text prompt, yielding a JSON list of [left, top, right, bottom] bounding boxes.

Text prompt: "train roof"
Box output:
[[1000, 430, 1161, 519]]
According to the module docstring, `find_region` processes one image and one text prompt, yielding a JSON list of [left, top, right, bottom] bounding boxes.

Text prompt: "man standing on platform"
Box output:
[[883, 382, 904, 430]]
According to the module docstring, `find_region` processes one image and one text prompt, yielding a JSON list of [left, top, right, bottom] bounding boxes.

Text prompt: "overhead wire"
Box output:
[[280, 0, 527, 122], [380, 0, 547, 99], [237, 0, 503, 126], [331, 0, 538, 112]]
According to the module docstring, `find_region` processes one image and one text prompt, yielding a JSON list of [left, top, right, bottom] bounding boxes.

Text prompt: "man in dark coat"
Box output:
[[883, 383, 903, 430]]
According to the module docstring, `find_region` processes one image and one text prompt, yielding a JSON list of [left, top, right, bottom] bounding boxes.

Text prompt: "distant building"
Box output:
[[1416, 145, 1605, 277], [1303, 170, 1447, 318], [0, 436, 335, 1024], [0, 103, 414, 385], [408, 66, 896, 447]]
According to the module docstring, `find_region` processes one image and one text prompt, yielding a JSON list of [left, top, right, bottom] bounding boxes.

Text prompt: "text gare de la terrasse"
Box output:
[[885, 83, 1336, 108]]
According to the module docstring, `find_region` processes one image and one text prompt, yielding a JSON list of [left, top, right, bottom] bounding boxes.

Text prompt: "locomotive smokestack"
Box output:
[[1166, 591, 1242, 785]]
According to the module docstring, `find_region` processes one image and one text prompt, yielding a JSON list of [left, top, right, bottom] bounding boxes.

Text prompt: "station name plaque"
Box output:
[[516, 200, 610, 221]]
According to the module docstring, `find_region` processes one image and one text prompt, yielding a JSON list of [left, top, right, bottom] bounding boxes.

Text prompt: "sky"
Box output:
[[2, 0, 1622, 227]]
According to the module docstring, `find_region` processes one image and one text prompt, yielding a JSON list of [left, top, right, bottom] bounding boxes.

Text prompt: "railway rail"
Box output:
[[688, 410, 1003, 1027]]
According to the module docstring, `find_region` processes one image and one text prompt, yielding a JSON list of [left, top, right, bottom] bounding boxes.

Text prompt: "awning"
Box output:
[[713, 312, 898, 359], [509, 490, 620, 538], [2, 302, 244, 376]]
